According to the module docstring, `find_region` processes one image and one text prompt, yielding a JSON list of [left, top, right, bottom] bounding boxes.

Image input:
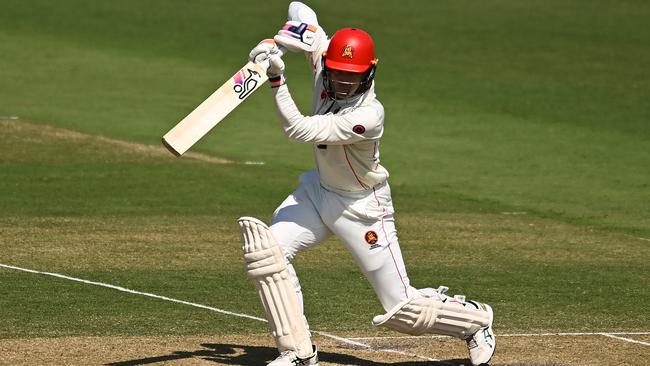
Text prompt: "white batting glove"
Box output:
[[267, 54, 285, 77], [248, 39, 279, 64], [274, 20, 325, 53], [267, 54, 286, 87]]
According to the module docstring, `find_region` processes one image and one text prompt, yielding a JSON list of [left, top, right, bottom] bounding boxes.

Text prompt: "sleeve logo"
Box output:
[[353, 124, 366, 134]]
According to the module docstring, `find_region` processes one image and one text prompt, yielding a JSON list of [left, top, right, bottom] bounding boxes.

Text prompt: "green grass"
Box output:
[[2, 213, 648, 338], [0, 0, 648, 345]]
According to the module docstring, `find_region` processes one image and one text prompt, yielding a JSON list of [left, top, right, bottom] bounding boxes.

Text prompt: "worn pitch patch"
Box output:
[[1, 119, 232, 164]]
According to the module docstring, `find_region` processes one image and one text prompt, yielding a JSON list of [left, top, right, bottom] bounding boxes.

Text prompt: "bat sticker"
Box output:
[[233, 68, 262, 100]]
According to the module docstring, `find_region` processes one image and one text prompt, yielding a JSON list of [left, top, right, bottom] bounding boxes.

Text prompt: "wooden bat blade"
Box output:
[[162, 61, 268, 156]]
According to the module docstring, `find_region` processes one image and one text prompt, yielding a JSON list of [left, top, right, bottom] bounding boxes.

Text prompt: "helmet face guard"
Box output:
[[321, 28, 378, 101], [322, 61, 376, 100]]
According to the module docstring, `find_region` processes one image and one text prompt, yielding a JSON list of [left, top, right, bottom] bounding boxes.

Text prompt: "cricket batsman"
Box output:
[[238, 2, 496, 365]]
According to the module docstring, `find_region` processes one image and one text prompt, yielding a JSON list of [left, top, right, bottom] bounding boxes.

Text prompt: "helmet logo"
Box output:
[[342, 45, 354, 59]]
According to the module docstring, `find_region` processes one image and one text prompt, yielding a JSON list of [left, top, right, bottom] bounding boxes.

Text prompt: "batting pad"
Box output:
[[238, 217, 312, 357], [372, 296, 490, 339]]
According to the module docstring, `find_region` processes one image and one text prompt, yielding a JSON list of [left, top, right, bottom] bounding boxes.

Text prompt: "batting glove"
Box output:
[[267, 54, 285, 87], [274, 20, 325, 53], [249, 39, 279, 64]]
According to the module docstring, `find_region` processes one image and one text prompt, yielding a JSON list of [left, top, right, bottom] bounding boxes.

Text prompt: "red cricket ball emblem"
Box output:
[[353, 124, 366, 134], [365, 230, 379, 245]]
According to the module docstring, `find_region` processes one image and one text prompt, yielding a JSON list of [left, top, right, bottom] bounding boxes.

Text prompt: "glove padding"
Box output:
[[274, 20, 325, 53], [249, 39, 280, 64], [248, 39, 285, 79], [267, 54, 285, 79]]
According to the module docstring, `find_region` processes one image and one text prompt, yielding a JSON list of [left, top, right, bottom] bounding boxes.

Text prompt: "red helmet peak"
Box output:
[[324, 28, 378, 73]]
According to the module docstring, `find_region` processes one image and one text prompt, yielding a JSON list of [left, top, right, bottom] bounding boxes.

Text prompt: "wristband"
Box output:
[[269, 75, 286, 88]]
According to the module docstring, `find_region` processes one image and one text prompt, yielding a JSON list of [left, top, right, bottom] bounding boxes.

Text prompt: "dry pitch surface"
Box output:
[[1, 333, 649, 365]]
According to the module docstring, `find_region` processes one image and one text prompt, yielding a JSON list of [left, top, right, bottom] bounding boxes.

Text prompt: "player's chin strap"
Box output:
[[238, 217, 313, 358], [372, 286, 490, 339]]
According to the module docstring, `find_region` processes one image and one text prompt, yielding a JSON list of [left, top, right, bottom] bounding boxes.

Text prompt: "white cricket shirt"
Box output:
[[271, 21, 389, 194]]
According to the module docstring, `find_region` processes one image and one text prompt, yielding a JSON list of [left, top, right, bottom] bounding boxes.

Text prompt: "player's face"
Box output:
[[328, 69, 366, 98]]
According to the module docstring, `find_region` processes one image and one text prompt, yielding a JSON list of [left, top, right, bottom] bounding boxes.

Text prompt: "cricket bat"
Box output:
[[162, 50, 283, 156]]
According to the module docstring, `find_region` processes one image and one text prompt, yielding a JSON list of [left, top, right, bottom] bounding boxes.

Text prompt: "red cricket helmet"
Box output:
[[322, 28, 378, 100], [324, 28, 377, 73]]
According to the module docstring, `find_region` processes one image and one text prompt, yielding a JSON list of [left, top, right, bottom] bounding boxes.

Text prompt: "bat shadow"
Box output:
[[104, 342, 472, 365]]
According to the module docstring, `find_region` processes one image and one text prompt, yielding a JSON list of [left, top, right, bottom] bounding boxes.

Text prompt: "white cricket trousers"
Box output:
[[270, 170, 417, 312]]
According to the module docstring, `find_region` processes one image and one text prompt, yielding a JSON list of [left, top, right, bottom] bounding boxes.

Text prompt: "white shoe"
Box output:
[[268, 345, 318, 366], [466, 302, 496, 365]]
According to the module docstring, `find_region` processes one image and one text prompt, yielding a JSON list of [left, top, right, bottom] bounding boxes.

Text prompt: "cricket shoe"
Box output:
[[466, 302, 496, 365], [268, 345, 318, 366]]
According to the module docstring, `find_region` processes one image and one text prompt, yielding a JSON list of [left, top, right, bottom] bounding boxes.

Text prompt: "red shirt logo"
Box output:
[[365, 231, 378, 245], [353, 124, 366, 134]]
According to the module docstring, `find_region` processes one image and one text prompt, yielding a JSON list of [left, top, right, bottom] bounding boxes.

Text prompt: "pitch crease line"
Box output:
[[600, 333, 650, 346], [348, 331, 650, 340], [0, 263, 266, 322], [312, 330, 439, 362], [0, 263, 439, 362]]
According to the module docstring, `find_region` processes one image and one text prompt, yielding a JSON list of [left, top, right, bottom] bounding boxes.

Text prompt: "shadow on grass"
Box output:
[[104, 342, 471, 365]]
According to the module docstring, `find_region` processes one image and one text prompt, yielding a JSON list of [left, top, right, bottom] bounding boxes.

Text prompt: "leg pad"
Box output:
[[239, 217, 312, 357], [372, 293, 490, 339]]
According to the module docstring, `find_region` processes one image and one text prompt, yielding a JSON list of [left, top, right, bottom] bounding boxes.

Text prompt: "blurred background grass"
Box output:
[[1, 0, 647, 234]]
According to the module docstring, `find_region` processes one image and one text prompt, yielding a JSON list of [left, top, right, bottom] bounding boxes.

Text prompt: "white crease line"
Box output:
[[0, 263, 436, 361], [349, 331, 650, 340], [313, 331, 440, 362], [600, 333, 650, 346], [0, 263, 265, 322], [312, 331, 371, 349], [624, 234, 650, 242]]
